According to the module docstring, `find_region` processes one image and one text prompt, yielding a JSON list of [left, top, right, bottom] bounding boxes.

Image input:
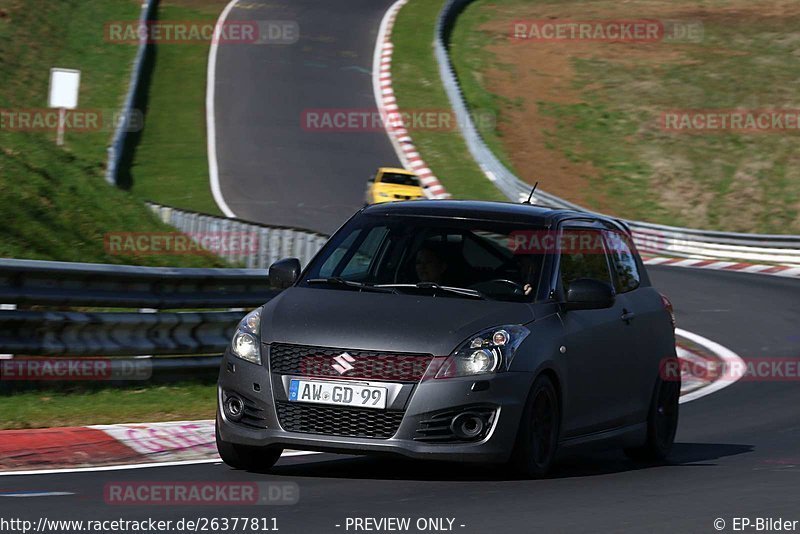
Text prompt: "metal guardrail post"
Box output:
[[0, 257, 283, 366]]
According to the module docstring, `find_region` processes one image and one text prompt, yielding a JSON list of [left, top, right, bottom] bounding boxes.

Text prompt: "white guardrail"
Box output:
[[147, 203, 328, 269], [433, 0, 800, 267]]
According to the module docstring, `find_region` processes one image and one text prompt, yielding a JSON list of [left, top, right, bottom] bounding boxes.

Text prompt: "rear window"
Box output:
[[380, 172, 419, 187]]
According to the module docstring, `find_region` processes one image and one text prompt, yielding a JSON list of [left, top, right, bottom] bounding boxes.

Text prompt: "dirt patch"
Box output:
[[482, 38, 607, 209], [476, 1, 702, 213], [470, 0, 800, 225], [0, 0, 23, 20]]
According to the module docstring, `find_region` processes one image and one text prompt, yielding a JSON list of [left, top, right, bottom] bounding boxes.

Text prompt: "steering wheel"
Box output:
[[482, 278, 526, 295]]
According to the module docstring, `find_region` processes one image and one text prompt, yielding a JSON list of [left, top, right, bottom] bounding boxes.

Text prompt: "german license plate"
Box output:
[[288, 379, 387, 410]]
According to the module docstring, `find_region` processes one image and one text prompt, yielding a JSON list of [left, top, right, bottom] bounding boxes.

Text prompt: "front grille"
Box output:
[[275, 401, 404, 439], [270, 343, 432, 382]]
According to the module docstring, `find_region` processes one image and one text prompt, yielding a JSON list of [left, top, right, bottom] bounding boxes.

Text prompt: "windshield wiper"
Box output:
[[374, 282, 488, 300], [305, 277, 399, 294]]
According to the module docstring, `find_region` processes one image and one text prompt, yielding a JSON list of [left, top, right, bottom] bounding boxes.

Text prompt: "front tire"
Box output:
[[510, 375, 560, 478], [624, 372, 680, 462], [216, 420, 283, 472]]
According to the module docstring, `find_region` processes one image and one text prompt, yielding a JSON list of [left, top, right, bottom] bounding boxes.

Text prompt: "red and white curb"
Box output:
[[0, 420, 218, 473], [643, 256, 800, 279], [0, 426, 143, 471], [373, 0, 449, 199], [90, 420, 217, 462], [0, 420, 322, 475]]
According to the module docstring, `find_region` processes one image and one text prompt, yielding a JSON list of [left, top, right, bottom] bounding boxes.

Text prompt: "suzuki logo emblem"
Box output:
[[332, 352, 356, 375]]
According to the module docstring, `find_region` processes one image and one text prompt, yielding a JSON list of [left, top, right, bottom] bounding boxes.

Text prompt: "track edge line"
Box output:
[[206, 0, 240, 218]]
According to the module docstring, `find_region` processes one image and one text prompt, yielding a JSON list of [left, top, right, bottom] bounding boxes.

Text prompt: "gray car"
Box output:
[[216, 200, 679, 477]]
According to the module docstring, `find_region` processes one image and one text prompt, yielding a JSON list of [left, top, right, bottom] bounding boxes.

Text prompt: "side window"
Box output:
[[605, 230, 641, 293], [559, 228, 613, 293]]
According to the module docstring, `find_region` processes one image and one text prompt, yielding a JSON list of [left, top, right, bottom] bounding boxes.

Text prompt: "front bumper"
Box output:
[[217, 350, 534, 464]]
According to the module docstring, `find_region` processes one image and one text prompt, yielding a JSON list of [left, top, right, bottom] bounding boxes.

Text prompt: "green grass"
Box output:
[[391, 0, 505, 201], [442, 0, 800, 233], [0, 0, 221, 265], [128, 1, 223, 215], [448, 1, 520, 176], [0, 383, 216, 430]]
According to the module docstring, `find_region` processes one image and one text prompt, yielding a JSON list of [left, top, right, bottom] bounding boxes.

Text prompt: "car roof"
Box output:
[[378, 167, 416, 175], [362, 199, 624, 229]]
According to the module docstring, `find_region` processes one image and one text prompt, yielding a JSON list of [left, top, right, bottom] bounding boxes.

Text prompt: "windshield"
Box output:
[[380, 172, 420, 186], [301, 214, 547, 302]]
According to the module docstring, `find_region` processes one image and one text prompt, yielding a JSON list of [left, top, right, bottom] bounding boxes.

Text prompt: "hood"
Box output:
[[261, 287, 535, 356]]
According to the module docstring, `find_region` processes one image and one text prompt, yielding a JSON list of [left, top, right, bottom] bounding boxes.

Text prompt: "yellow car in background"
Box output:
[[365, 167, 426, 205]]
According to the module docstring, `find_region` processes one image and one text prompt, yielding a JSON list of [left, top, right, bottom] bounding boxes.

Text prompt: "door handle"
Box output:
[[621, 309, 636, 324]]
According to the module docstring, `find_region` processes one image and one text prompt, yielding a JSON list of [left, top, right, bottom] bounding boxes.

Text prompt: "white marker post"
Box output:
[[47, 68, 81, 146]]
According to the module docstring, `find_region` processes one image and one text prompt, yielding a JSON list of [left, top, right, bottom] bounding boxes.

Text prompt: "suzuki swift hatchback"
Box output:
[[216, 200, 679, 477]]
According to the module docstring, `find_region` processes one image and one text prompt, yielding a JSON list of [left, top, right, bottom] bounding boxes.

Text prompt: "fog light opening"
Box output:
[[224, 395, 245, 421], [450, 412, 487, 440]]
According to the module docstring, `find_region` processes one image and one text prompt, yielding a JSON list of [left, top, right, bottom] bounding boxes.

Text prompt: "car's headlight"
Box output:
[[378, 192, 390, 198], [436, 325, 530, 379], [230, 307, 262, 364]]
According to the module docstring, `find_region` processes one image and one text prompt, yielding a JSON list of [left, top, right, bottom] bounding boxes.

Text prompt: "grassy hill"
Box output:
[[447, 0, 800, 233], [0, 0, 221, 266], [393, 0, 800, 234]]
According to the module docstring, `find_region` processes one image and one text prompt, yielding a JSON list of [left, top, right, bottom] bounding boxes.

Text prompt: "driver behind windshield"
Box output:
[[414, 246, 449, 284], [302, 216, 547, 302]]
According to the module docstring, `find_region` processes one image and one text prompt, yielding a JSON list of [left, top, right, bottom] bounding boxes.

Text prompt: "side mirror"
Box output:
[[269, 258, 301, 289], [563, 279, 615, 311]]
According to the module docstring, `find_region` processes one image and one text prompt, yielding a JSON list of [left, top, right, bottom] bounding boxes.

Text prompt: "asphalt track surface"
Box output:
[[2, 267, 799, 533], [4, 2, 799, 533], [213, 0, 400, 234]]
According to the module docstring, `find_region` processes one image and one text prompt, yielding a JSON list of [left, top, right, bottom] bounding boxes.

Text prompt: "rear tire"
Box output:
[[509, 375, 560, 478], [624, 372, 680, 462], [216, 420, 283, 472]]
